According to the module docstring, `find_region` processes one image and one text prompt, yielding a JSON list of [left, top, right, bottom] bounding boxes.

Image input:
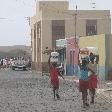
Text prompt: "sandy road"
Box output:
[[0, 69, 112, 112]]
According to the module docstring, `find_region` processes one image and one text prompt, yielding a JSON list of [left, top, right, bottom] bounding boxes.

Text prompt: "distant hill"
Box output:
[[0, 45, 31, 58], [0, 45, 31, 53]]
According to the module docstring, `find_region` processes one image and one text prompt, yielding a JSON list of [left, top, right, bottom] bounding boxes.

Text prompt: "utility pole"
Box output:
[[74, 5, 78, 48]]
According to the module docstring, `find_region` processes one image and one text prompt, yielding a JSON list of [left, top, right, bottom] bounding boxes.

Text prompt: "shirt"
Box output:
[[76, 66, 88, 80], [80, 69, 88, 80]]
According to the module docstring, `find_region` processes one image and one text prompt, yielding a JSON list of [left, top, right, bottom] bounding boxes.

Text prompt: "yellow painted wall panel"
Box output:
[[109, 35, 112, 66], [79, 34, 105, 66]]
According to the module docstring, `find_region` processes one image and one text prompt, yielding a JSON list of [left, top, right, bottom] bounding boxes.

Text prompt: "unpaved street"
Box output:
[[0, 69, 112, 112]]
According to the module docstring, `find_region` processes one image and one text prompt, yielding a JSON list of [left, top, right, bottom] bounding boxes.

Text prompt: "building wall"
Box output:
[[30, 16, 36, 63], [36, 1, 69, 14], [41, 20, 52, 62], [105, 34, 112, 80], [109, 35, 112, 80], [66, 10, 111, 37], [66, 38, 79, 65], [35, 21, 41, 71], [109, 35, 112, 66], [66, 37, 79, 76], [41, 8, 111, 38], [31, 1, 111, 72], [79, 34, 106, 80], [65, 19, 76, 38]]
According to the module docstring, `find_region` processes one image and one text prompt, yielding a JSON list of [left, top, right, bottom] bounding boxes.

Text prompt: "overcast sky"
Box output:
[[0, 0, 112, 46]]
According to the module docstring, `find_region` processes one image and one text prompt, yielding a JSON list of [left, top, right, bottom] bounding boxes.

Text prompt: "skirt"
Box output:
[[79, 79, 89, 92], [51, 79, 59, 89], [88, 75, 97, 89]]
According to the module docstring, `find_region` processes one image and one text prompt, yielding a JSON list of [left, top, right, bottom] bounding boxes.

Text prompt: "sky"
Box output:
[[0, 0, 112, 46]]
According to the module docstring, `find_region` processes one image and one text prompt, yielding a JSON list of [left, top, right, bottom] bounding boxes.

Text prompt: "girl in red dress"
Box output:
[[49, 62, 64, 100]]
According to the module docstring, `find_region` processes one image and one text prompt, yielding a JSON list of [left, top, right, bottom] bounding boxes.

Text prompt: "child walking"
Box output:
[[88, 53, 98, 104], [49, 62, 64, 100], [79, 58, 89, 108]]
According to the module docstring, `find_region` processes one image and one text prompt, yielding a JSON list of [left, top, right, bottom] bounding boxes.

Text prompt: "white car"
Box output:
[[11, 58, 28, 71]]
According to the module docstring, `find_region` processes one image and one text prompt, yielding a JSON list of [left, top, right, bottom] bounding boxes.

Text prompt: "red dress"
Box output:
[[79, 79, 89, 92], [88, 75, 97, 89], [50, 67, 59, 89], [88, 62, 97, 89]]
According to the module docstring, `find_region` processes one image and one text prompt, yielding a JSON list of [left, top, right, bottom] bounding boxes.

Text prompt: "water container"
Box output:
[[50, 52, 59, 62]]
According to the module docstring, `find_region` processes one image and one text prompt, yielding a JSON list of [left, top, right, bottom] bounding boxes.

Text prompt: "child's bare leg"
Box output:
[[89, 88, 95, 104], [82, 90, 89, 108], [53, 87, 56, 99], [56, 88, 60, 99], [82, 91, 86, 107]]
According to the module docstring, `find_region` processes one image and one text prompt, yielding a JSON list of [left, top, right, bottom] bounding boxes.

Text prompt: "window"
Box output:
[[86, 20, 97, 36], [52, 20, 65, 48]]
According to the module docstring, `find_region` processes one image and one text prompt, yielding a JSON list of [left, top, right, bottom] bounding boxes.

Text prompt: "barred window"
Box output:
[[86, 20, 97, 36]]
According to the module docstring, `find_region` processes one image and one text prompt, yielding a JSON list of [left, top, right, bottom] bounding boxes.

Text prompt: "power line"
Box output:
[[0, 18, 7, 19], [0, 17, 14, 21]]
